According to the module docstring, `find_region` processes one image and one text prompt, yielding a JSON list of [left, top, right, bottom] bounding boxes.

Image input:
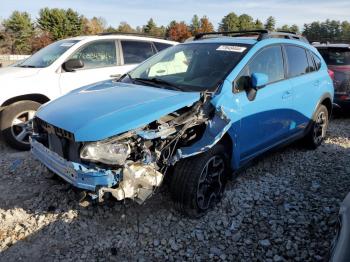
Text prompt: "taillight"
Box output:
[[339, 95, 350, 101], [328, 69, 335, 80]]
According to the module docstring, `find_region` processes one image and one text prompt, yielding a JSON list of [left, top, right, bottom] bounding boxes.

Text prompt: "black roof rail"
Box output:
[[194, 30, 308, 43], [98, 32, 166, 40], [276, 30, 297, 35], [194, 30, 269, 40], [262, 31, 308, 43]]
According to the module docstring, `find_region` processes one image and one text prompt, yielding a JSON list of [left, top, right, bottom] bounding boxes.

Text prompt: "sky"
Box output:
[[1, 0, 350, 29]]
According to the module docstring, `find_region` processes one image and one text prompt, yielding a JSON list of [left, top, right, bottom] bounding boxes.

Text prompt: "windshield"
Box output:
[[18, 39, 80, 68], [126, 42, 250, 92], [318, 48, 350, 66]]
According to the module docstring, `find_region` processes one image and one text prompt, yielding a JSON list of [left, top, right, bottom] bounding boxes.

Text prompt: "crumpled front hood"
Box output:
[[36, 80, 201, 142], [0, 66, 41, 80]]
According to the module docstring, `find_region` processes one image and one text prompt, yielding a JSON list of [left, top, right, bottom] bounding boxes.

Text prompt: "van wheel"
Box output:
[[170, 143, 230, 218], [0, 101, 41, 150], [304, 104, 329, 149]]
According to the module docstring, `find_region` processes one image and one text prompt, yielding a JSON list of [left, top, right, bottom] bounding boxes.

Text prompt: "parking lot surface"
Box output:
[[0, 118, 349, 261]]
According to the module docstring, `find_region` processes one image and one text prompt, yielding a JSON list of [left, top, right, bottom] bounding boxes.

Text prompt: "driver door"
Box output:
[[59, 40, 122, 94], [234, 45, 294, 162]]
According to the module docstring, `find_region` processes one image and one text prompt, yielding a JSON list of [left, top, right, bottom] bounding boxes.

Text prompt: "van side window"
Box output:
[[235, 45, 284, 92], [153, 42, 172, 52], [121, 41, 155, 64], [285, 46, 309, 77], [71, 40, 117, 70]]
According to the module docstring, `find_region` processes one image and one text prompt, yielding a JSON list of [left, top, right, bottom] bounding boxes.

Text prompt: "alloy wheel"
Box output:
[[313, 111, 327, 144], [196, 155, 225, 210], [10, 110, 36, 145]]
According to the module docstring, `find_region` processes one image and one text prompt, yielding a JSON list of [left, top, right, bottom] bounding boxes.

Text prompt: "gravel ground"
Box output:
[[0, 118, 349, 262]]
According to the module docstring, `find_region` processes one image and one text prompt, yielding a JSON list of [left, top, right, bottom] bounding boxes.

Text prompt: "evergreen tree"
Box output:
[[264, 16, 276, 31], [238, 14, 254, 30], [219, 12, 239, 32], [2, 11, 34, 54], [190, 15, 200, 35], [37, 8, 83, 40], [254, 19, 264, 29]]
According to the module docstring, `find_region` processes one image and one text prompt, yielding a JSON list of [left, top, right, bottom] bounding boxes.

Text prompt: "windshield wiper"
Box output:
[[18, 65, 37, 68], [133, 77, 183, 91]]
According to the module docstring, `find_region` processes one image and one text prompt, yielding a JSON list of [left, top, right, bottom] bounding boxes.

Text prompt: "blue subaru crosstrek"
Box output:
[[31, 30, 334, 217]]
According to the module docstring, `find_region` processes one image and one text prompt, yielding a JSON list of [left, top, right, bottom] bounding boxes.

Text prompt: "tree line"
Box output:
[[0, 8, 349, 54]]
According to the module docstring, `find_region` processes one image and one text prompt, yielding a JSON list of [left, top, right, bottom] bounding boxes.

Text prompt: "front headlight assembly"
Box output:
[[80, 140, 131, 166]]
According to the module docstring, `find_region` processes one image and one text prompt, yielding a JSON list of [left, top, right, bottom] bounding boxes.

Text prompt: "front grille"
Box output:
[[34, 117, 81, 162], [34, 117, 75, 141]]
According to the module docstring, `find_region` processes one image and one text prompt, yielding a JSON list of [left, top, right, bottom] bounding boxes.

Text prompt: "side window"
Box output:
[[71, 40, 117, 70], [312, 53, 322, 70], [121, 41, 155, 64], [153, 42, 172, 52], [306, 50, 316, 73], [235, 45, 284, 92], [285, 45, 309, 77]]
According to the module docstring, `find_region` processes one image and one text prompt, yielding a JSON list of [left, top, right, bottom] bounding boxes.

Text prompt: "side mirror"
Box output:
[[245, 73, 268, 101], [62, 59, 84, 72], [251, 73, 268, 89]]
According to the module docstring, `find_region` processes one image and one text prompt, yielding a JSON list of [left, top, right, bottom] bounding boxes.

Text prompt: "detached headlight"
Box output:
[[80, 141, 131, 165]]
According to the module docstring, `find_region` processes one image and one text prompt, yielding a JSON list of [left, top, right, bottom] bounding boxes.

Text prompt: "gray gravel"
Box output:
[[0, 118, 349, 261]]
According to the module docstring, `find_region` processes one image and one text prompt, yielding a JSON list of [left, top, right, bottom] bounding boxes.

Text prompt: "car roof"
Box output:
[[64, 35, 178, 45]]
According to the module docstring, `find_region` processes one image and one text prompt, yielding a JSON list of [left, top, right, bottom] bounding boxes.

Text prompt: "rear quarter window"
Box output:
[[312, 53, 322, 70], [121, 40, 155, 64], [285, 45, 309, 78], [306, 50, 316, 73], [153, 42, 173, 52]]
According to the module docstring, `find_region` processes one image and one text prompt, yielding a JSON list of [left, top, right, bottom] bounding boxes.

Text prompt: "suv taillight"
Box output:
[[328, 69, 335, 80]]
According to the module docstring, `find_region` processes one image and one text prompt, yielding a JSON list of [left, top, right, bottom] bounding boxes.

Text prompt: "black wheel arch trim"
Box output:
[[312, 92, 333, 120], [1, 94, 50, 108]]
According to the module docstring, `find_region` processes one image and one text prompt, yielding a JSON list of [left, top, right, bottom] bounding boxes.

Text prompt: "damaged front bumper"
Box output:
[[30, 137, 163, 203], [30, 137, 121, 192]]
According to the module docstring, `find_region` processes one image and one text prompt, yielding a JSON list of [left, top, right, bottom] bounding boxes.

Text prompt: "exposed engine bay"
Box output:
[[87, 94, 213, 203], [32, 92, 231, 204]]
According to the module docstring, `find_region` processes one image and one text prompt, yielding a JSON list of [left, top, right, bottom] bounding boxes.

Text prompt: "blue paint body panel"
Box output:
[[36, 80, 200, 141], [33, 37, 334, 191], [31, 138, 121, 191]]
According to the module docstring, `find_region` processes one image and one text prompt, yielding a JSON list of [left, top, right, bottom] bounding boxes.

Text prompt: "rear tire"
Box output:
[[170, 143, 230, 218], [304, 104, 329, 149], [0, 100, 41, 150]]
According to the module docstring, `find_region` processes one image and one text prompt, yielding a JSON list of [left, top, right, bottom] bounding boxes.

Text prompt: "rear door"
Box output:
[[283, 45, 321, 130], [59, 40, 121, 94], [234, 45, 294, 162]]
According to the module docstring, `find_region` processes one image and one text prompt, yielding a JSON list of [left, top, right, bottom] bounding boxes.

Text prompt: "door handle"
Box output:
[[313, 80, 320, 86], [282, 90, 292, 99], [110, 74, 121, 78]]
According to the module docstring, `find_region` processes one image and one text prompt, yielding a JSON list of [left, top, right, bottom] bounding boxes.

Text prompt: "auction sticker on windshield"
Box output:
[[60, 42, 76, 47], [216, 45, 247, 52]]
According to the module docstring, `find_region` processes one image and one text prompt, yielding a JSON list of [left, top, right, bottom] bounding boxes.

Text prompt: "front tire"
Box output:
[[0, 100, 41, 150], [304, 104, 329, 149], [170, 143, 230, 218]]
